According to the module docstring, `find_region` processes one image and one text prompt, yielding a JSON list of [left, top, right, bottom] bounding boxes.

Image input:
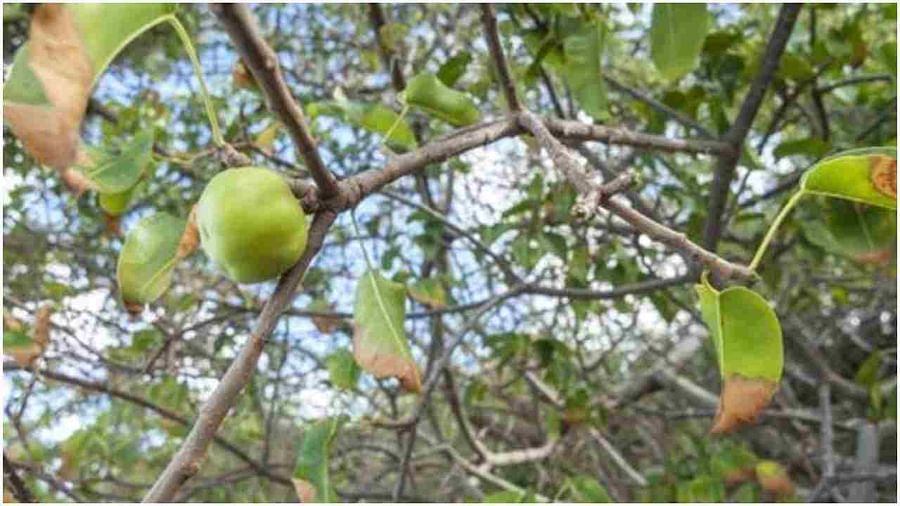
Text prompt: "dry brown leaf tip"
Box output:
[[4, 5, 94, 172], [177, 205, 201, 259], [870, 155, 897, 199], [352, 325, 422, 394], [710, 375, 777, 434], [291, 478, 316, 503]]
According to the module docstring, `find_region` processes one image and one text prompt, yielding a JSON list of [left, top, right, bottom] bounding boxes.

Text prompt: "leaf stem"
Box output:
[[168, 16, 224, 147], [381, 104, 410, 151], [749, 190, 806, 272]]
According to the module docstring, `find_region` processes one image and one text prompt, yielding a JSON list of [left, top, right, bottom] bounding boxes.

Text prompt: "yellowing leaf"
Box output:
[[254, 121, 281, 155], [696, 274, 783, 434], [755, 460, 794, 497], [3, 4, 173, 180], [408, 277, 447, 309], [352, 270, 421, 393]]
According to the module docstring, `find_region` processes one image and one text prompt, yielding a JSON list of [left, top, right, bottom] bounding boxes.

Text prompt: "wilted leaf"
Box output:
[[800, 147, 897, 209], [116, 212, 197, 314], [326, 349, 360, 390], [232, 59, 257, 90], [650, 4, 710, 81], [3, 305, 51, 367], [352, 270, 421, 393], [3, 4, 174, 179], [408, 277, 447, 309], [293, 417, 343, 503], [696, 274, 783, 433], [308, 298, 341, 333]]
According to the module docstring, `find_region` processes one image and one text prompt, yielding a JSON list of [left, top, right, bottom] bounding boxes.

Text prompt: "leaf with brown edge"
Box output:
[[232, 59, 257, 90], [696, 273, 783, 434], [293, 417, 343, 502], [352, 270, 421, 393], [308, 298, 340, 334], [3, 305, 52, 367], [3, 4, 173, 180], [755, 460, 794, 497], [710, 375, 777, 434], [870, 155, 896, 198]]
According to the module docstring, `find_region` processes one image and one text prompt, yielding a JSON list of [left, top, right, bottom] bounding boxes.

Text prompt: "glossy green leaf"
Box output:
[[402, 72, 480, 127], [650, 4, 710, 81], [437, 51, 472, 87], [563, 21, 607, 121], [326, 349, 360, 391], [696, 274, 783, 433], [353, 270, 421, 392], [3, 4, 175, 171], [293, 417, 343, 503], [116, 213, 191, 312], [800, 147, 897, 209], [408, 277, 447, 309], [78, 129, 154, 194]]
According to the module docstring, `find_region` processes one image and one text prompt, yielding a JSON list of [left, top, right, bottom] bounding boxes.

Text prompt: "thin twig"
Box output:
[[480, 4, 520, 111]]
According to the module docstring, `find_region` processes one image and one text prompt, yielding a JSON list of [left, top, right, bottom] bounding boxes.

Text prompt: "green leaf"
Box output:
[[325, 349, 360, 391], [800, 147, 897, 210], [293, 417, 343, 503], [676, 475, 725, 502], [650, 3, 710, 81], [78, 129, 154, 194], [309, 99, 417, 152], [402, 72, 480, 127], [352, 270, 421, 392], [3, 4, 175, 171], [563, 22, 607, 121], [773, 137, 831, 161], [483, 490, 529, 503], [696, 273, 783, 433], [116, 213, 192, 312], [437, 51, 472, 87], [408, 277, 447, 309], [855, 350, 884, 388], [565, 475, 611, 502], [778, 52, 816, 81], [800, 199, 896, 265]]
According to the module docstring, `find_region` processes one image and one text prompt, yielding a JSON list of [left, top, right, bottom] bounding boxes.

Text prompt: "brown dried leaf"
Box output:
[[3, 5, 93, 171], [232, 59, 257, 90], [710, 375, 776, 434], [176, 205, 201, 259], [756, 462, 795, 497], [32, 305, 52, 349], [292, 478, 316, 503], [870, 155, 897, 199], [4, 311, 24, 332], [352, 323, 422, 393]]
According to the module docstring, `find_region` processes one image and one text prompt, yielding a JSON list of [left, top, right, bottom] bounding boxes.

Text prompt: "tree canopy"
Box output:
[[2, 3, 897, 503]]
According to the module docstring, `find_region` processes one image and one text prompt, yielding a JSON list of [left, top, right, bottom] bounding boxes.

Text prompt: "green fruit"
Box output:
[[197, 167, 308, 284]]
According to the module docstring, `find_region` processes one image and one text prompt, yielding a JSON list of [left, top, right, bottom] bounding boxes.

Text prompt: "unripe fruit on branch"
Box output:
[[197, 167, 308, 284]]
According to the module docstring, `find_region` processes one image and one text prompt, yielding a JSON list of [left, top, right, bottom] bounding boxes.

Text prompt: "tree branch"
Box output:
[[143, 211, 336, 502], [211, 4, 340, 198], [480, 4, 520, 111], [517, 111, 755, 281], [701, 4, 802, 251]]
